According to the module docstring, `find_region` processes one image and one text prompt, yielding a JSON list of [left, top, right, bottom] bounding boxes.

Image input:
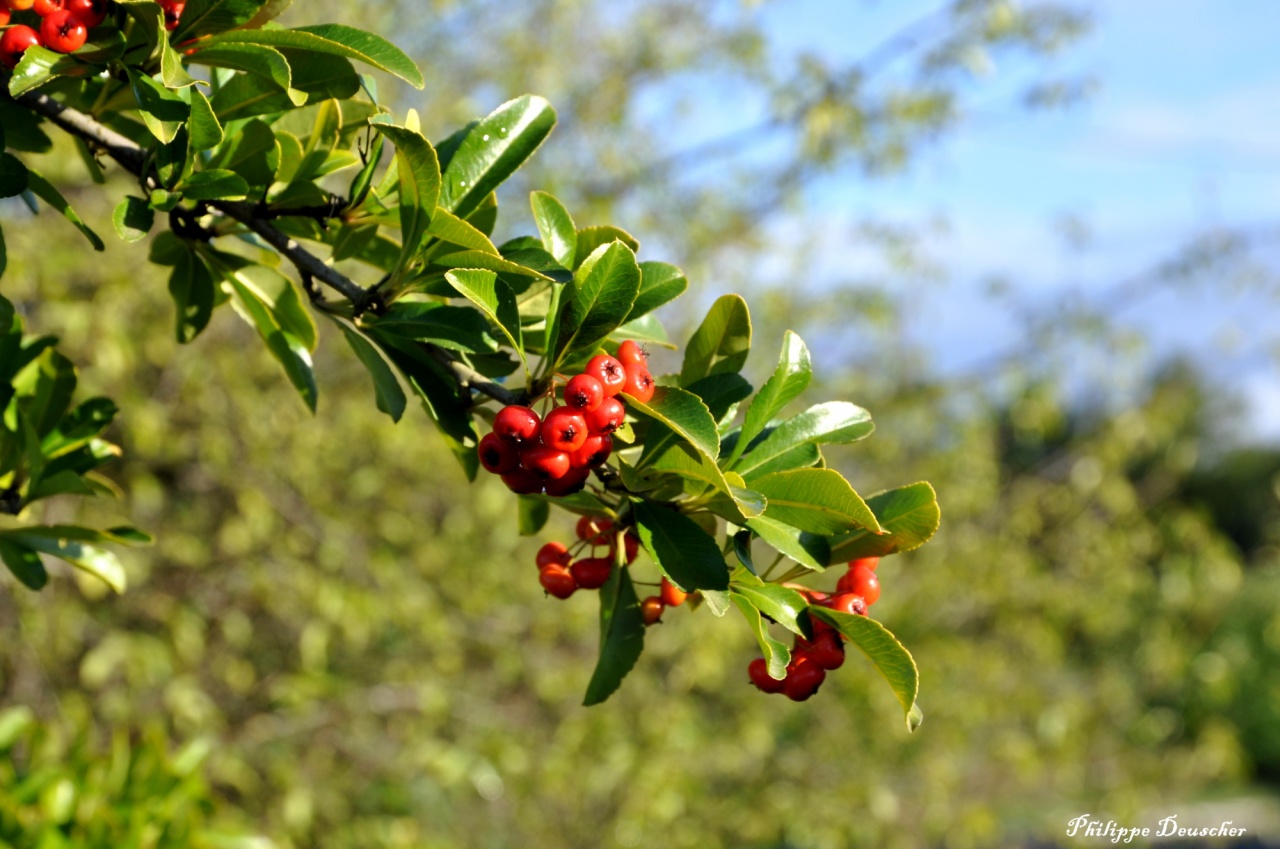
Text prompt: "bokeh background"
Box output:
[[3, 1, 1280, 846]]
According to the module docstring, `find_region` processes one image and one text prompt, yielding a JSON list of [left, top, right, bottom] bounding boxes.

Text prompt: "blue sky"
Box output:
[[745, 0, 1280, 440]]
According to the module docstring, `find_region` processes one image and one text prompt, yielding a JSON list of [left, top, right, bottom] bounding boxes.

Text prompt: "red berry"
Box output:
[[807, 632, 845, 671], [521, 445, 571, 481], [621, 532, 639, 563], [845, 564, 880, 606], [569, 433, 612, 469], [0, 9, 10, 24], [543, 464, 590, 497], [563, 373, 605, 412], [783, 658, 826, 701], [640, 596, 665, 625], [584, 354, 627, 397], [477, 432, 519, 475], [500, 469, 544, 495], [0, 25, 40, 69], [539, 564, 577, 599], [584, 397, 625, 434], [493, 405, 541, 446], [660, 577, 688, 607], [65, 0, 106, 26], [157, 0, 184, 30], [570, 557, 612, 590], [621, 364, 655, 403], [830, 592, 868, 617], [33, 0, 67, 16], [541, 406, 588, 453], [535, 541, 571, 569], [6, 0, 37, 9], [849, 556, 880, 572], [616, 339, 646, 366], [40, 9, 85, 52], [748, 658, 785, 694], [576, 515, 613, 545]]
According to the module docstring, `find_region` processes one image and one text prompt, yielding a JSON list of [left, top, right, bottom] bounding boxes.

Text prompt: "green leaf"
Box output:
[[680, 294, 751, 385], [203, 24, 424, 88], [222, 268, 317, 411], [186, 89, 225, 151], [207, 118, 277, 186], [729, 331, 812, 467], [177, 169, 249, 201], [734, 401, 874, 478], [333, 319, 407, 423], [828, 482, 941, 563], [41, 397, 118, 457], [112, 196, 154, 243], [518, 496, 550, 536], [445, 269, 525, 367], [746, 515, 830, 572], [432, 250, 551, 281], [225, 263, 317, 350], [530, 191, 577, 268], [367, 302, 497, 354], [626, 386, 720, 467], [186, 43, 304, 104], [0, 96, 52, 152], [809, 607, 922, 731], [438, 95, 556, 219], [0, 529, 126, 593], [732, 593, 790, 680], [0, 153, 29, 199], [752, 468, 882, 535], [682, 373, 753, 426], [573, 225, 639, 269], [627, 262, 687, 322], [633, 501, 730, 592], [374, 124, 441, 274], [0, 225, 6, 281], [168, 250, 216, 344], [424, 208, 497, 254], [125, 68, 190, 144], [730, 573, 810, 637], [7, 46, 87, 97], [24, 170, 104, 251], [555, 241, 641, 362], [174, 0, 274, 39], [0, 540, 48, 591], [582, 565, 645, 706]]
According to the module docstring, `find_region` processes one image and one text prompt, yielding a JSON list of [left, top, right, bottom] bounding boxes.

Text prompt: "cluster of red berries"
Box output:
[[535, 516, 636, 598], [478, 340, 655, 497], [1, 0, 184, 70], [747, 557, 882, 701]]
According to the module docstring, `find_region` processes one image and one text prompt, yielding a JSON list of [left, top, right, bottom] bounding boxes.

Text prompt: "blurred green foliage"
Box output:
[[2, 1, 1279, 847]]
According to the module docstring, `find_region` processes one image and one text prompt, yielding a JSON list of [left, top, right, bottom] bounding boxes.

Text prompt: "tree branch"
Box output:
[[15, 91, 524, 408]]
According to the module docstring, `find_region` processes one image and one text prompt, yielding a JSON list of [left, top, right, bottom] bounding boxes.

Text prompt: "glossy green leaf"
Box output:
[[626, 386, 720, 467], [333, 319, 407, 423], [433, 250, 551, 280], [374, 124, 440, 273], [207, 118, 277, 186], [111, 197, 153, 243], [732, 593, 790, 680], [424, 208, 497, 254], [445, 269, 525, 367], [23, 170, 104, 251], [177, 169, 249, 200], [438, 95, 556, 219], [530, 191, 577, 268], [174, 0, 273, 39], [41, 397, 117, 458], [204, 24, 424, 88], [0, 97, 51, 153], [367, 302, 498, 354], [168, 250, 216, 344], [573, 225, 639, 269], [187, 43, 304, 104], [0, 529, 126, 593], [729, 331, 812, 466], [731, 574, 809, 638], [7, 46, 86, 98], [746, 514, 830, 572], [555, 241, 641, 361], [610, 313, 673, 348], [633, 501, 730, 592], [582, 564, 645, 706], [186, 89, 225, 151], [0, 153, 28, 199], [828, 482, 941, 563], [223, 271, 317, 411], [735, 401, 874, 478], [682, 373, 753, 427], [518, 496, 550, 536], [225, 263, 317, 350], [627, 261, 687, 322], [0, 540, 47, 591], [809, 607, 922, 731], [751, 468, 881, 534], [680, 294, 751, 385], [126, 68, 190, 144]]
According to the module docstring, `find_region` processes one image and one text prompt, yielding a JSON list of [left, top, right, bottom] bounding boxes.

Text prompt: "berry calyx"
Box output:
[[584, 397, 625, 434], [541, 406, 588, 453], [616, 339, 646, 366], [569, 433, 612, 469], [584, 354, 627, 397], [0, 25, 41, 69], [535, 541, 571, 569], [538, 564, 577, 599], [477, 432, 519, 475], [748, 658, 785, 693], [830, 592, 868, 617], [520, 445, 571, 481], [621, 364, 655, 403], [783, 657, 826, 701], [500, 469, 544, 495], [493, 405, 542, 446], [640, 596, 665, 625], [570, 557, 612, 590], [40, 9, 86, 53], [65, 0, 106, 26], [659, 577, 688, 607], [562, 373, 605, 412]]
